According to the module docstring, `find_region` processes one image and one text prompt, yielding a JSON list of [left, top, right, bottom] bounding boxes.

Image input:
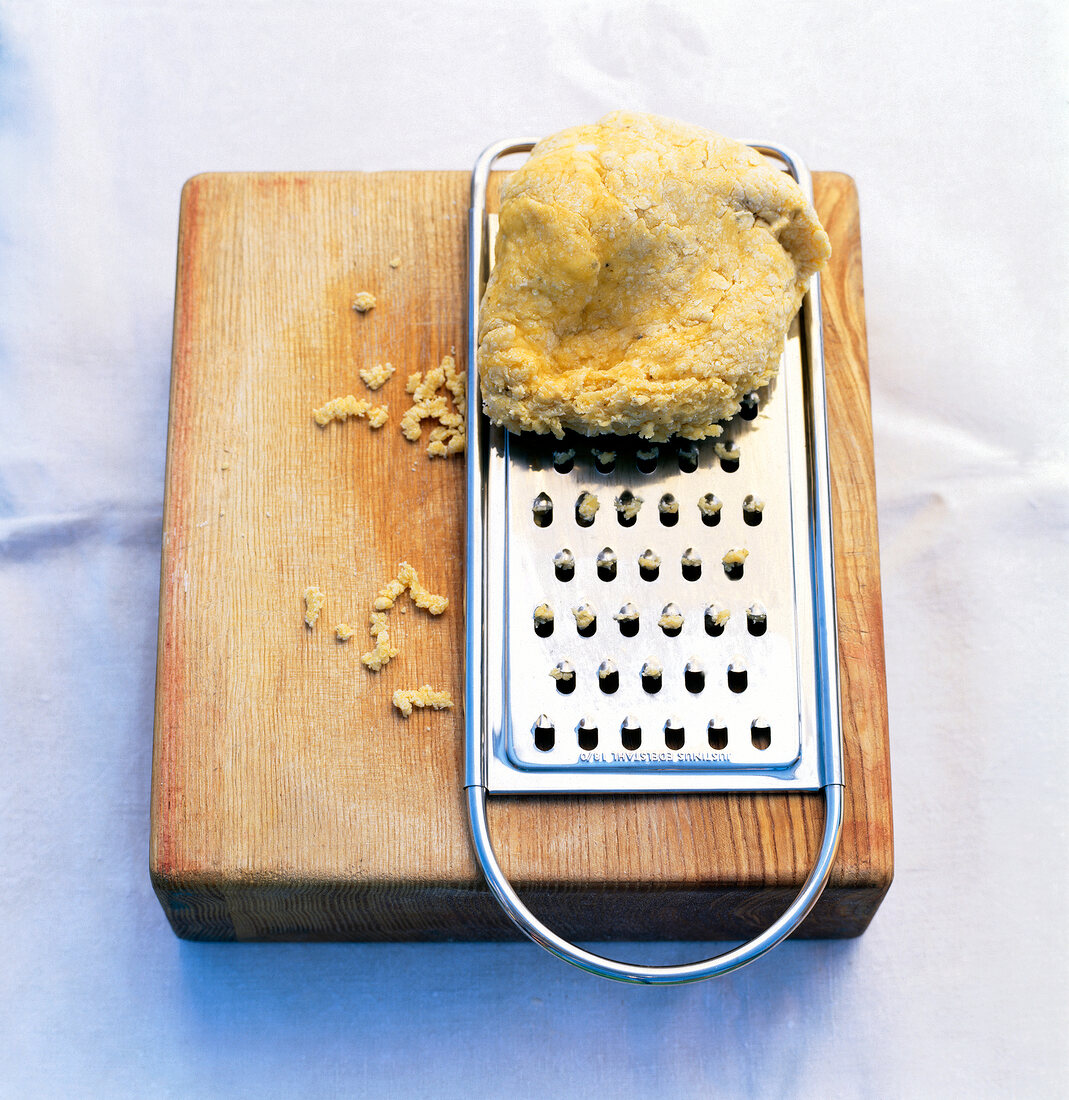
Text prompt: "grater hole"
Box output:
[[677, 443, 699, 473], [708, 719, 729, 750], [593, 448, 617, 474], [621, 716, 642, 751], [636, 446, 659, 474], [704, 604, 730, 636], [639, 549, 661, 581], [658, 493, 679, 526], [598, 660, 619, 694], [685, 661, 705, 693], [554, 549, 575, 582], [532, 492, 553, 527], [614, 603, 640, 636], [699, 493, 722, 526], [743, 494, 765, 526], [715, 440, 740, 473], [614, 490, 642, 527], [575, 492, 599, 527], [664, 719, 685, 751], [533, 603, 554, 637], [728, 659, 748, 693], [740, 391, 759, 420], [751, 718, 772, 751], [746, 603, 767, 637], [577, 718, 598, 751], [533, 715, 555, 752], [572, 603, 597, 637], [552, 448, 576, 474], [596, 548, 618, 581], [722, 548, 748, 580], [641, 660, 663, 694], [681, 548, 702, 581], [551, 661, 576, 694], [658, 603, 684, 637]]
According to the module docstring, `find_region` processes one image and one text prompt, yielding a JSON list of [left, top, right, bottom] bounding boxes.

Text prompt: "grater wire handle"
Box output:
[[466, 780, 844, 985]]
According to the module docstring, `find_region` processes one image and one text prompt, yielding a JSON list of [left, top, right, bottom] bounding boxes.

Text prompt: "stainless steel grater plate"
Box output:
[[464, 138, 844, 982]]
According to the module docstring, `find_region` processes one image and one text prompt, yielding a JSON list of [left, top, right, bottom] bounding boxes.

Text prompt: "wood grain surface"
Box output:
[[150, 170, 892, 941]]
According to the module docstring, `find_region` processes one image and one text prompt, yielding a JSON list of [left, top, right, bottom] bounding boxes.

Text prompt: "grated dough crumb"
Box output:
[[723, 548, 750, 566], [614, 492, 643, 520], [352, 291, 377, 313], [572, 604, 596, 630], [335, 623, 356, 641], [577, 492, 599, 521], [533, 603, 554, 626], [707, 604, 731, 628], [389, 256, 402, 268], [313, 395, 371, 427], [638, 550, 661, 571], [401, 355, 467, 458], [359, 362, 395, 390], [368, 405, 389, 429], [303, 586, 326, 627], [658, 608, 684, 630], [361, 630, 399, 671], [398, 560, 449, 615], [392, 685, 454, 718], [715, 441, 740, 462]]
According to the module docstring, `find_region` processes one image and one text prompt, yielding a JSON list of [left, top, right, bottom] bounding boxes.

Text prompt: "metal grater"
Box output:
[[464, 139, 844, 983]]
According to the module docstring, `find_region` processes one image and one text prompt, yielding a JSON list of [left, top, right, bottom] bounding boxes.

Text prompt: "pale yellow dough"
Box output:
[[478, 111, 831, 441]]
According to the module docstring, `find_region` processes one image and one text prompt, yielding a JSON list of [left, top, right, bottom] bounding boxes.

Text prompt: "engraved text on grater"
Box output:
[[579, 751, 731, 764]]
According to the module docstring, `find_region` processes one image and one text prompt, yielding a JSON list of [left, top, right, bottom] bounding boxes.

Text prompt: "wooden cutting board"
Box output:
[[150, 170, 892, 941]]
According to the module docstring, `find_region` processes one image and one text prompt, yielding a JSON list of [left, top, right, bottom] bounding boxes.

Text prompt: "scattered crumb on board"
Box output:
[[352, 291, 377, 313], [361, 561, 448, 671], [359, 362, 395, 390], [392, 686, 454, 718], [303, 586, 325, 627], [400, 354, 466, 458], [313, 395, 370, 426], [312, 395, 387, 431]]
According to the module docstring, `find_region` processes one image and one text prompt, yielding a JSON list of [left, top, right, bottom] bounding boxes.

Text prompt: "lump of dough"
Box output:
[[478, 111, 831, 442]]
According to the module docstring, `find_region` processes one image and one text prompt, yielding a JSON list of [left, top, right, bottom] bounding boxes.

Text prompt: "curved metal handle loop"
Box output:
[[466, 782, 844, 985]]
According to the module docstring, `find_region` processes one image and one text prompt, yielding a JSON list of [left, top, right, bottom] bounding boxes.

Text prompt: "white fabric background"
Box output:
[[1, 1, 1066, 1096]]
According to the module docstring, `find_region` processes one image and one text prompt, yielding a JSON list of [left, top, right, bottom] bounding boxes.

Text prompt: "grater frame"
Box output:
[[464, 138, 844, 983]]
